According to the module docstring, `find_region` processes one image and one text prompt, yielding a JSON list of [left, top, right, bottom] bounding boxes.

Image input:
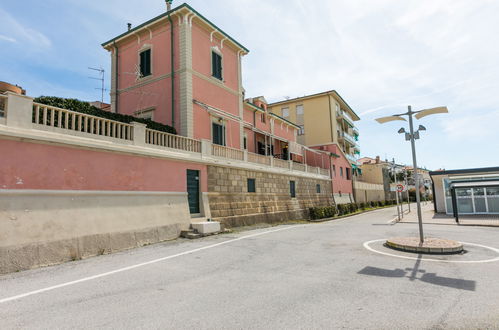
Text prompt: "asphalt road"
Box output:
[[1, 206, 499, 329]]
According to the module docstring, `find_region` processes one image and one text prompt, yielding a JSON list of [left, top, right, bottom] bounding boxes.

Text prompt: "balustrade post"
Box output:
[[288, 160, 293, 171], [5, 92, 34, 129], [201, 139, 212, 157], [270, 156, 274, 168], [131, 122, 147, 146], [243, 150, 248, 162]]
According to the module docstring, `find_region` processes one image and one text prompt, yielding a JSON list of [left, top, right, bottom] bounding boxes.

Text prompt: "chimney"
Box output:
[[375, 156, 380, 164], [127, 23, 132, 31], [166, 0, 172, 11]]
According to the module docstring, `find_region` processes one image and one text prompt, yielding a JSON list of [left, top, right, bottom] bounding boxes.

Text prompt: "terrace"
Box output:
[[0, 93, 330, 178]]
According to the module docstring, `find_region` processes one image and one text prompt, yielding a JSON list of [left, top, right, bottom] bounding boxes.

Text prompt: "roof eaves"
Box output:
[[269, 112, 300, 129], [245, 102, 265, 113], [101, 3, 249, 53], [429, 166, 499, 176]]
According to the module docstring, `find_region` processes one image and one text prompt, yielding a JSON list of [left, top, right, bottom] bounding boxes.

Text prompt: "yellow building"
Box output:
[[268, 90, 360, 165]]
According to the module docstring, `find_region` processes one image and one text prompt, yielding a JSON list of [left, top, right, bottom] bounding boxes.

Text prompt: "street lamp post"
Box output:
[[376, 106, 448, 244], [407, 106, 424, 243]]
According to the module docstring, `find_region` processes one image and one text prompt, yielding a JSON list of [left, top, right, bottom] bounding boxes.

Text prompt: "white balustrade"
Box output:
[[211, 144, 244, 161], [145, 128, 201, 153], [247, 152, 271, 166], [32, 103, 133, 140]]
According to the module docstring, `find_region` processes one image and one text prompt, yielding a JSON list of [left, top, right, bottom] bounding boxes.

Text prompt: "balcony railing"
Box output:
[[247, 152, 271, 166], [346, 153, 358, 164], [146, 128, 201, 153], [1, 92, 330, 178], [212, 144, 244, 161], [342, 110, 355, 128]]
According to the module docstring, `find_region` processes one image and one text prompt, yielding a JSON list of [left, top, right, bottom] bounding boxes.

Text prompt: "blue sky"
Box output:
[[2, 0, 499, 170]]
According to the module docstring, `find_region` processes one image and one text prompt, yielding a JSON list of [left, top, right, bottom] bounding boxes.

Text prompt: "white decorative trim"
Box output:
[[146, 27, 153, 40], [188, 13, 195, 27], [220, 37, 227, 49], [210, 30, 216, 42]]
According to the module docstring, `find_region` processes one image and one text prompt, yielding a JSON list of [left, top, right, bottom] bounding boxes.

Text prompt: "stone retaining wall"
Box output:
[[207, 165, 333, 227]]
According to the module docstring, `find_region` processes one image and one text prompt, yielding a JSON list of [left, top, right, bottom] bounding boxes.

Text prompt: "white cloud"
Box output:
[[0, 34, 17, 43], [0, 8, 51, 48]]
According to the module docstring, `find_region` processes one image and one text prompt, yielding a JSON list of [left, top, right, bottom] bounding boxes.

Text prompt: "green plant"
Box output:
[[34, 96, 176, 134], [337, 204, 347, 216], [309, 206, 336, 220], [359, 202, 366, 210]]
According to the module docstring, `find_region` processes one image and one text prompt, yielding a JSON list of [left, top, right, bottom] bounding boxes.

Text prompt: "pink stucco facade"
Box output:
[[0, 139, 207, 192], [312, 143, 353, 195], [105, 8, 300, 157]]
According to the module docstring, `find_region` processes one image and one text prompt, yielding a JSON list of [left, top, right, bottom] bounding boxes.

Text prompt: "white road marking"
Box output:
[[0, 225, 304, 305], [363, 239, 499, 263]]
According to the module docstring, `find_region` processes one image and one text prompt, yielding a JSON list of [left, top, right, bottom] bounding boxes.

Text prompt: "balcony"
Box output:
[[338, 130, 357, 147], [345, 153, 358, 165]]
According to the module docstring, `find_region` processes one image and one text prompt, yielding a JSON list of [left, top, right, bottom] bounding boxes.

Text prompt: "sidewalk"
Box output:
[[397, 202, 499, 227]]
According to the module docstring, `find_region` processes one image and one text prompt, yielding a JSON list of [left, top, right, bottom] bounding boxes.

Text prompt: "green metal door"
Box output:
[[187, 169, 200, 214]]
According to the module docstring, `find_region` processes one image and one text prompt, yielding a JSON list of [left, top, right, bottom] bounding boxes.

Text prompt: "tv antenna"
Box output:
[[88, 67, 106, 106]]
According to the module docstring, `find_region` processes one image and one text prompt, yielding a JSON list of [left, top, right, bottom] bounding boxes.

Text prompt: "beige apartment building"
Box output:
[[268, 90, 360, 166]]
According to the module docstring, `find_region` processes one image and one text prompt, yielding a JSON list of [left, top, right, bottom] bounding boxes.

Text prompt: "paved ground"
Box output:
[[399, 202, 499, 227], [1, 206, 499, 329]]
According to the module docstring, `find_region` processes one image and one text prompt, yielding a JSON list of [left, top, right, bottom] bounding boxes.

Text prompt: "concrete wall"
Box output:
[[0, 138, 202, 274], [207, 166, 333, 227], [432, 174, 447, 213], [353, 181, 386, 204], [0, 190, 189, 274]]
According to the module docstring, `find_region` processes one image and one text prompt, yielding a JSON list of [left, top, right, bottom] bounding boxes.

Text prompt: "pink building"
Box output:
[[0, 3, 334, 274], [102, 3, 302, 155]]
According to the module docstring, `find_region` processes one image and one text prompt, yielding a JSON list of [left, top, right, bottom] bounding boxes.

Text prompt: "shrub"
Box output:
[[337, 204, 347, 216], [309, 206, 336, 220], [34, 96, 176, 134], [350, 203, 358, 213], [370, 201, 376, 208], [359, 202, 366, 210]]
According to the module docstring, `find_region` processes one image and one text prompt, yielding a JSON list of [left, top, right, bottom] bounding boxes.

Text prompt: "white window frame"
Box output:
[[134, 107, 155, 120], [296, 104, 304, 115]]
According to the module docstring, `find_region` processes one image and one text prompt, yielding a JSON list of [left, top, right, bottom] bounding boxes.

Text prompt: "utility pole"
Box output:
[[404, 168, 410, 212], [392, 159, 401, 221]]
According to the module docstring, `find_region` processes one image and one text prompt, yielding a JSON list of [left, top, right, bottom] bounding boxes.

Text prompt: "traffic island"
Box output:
[[385, 237, 464, 254]]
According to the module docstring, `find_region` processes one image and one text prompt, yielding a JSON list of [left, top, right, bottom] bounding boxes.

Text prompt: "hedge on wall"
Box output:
[[34, 96, 176, 134], [309, 200, 400, 220]]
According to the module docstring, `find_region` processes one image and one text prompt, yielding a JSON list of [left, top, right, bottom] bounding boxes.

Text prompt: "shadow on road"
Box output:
[[358, 254, 476, 291]]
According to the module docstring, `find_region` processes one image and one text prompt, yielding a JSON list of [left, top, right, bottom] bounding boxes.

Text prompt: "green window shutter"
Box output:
[[212, 52, 222, 80], [212, 122, 225, 145], [140, 49, 151, 77]]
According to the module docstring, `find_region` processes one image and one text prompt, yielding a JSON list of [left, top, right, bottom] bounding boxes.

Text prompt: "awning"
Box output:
[[451, 180, 499, 188]]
